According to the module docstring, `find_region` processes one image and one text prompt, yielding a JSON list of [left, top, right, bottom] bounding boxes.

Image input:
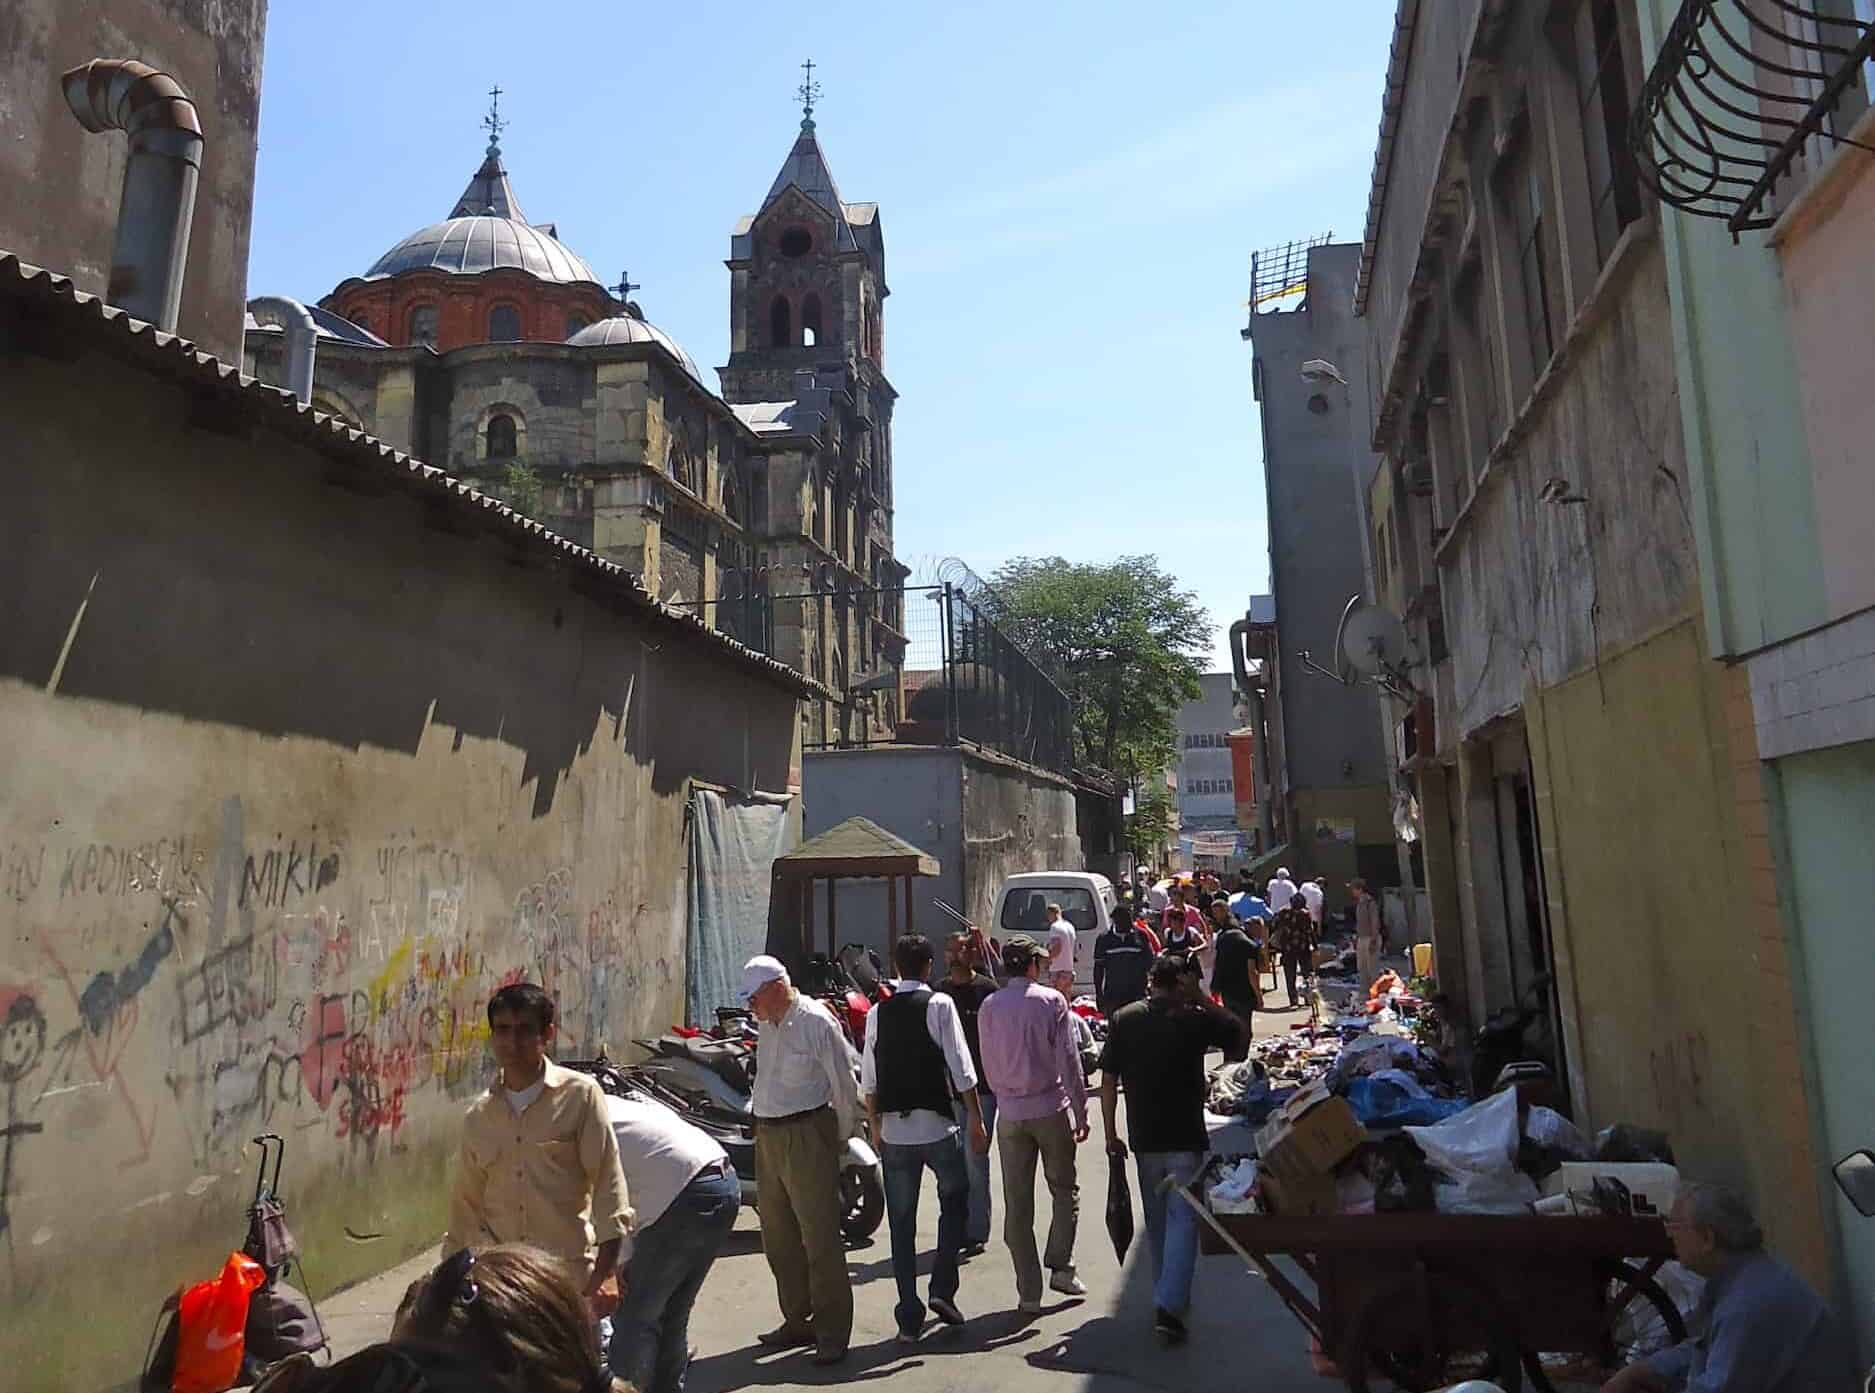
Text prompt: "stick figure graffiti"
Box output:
[[0, 988, 48, 1259]]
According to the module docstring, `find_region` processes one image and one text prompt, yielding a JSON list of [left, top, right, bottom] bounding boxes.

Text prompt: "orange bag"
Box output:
[[172, 1252, 266, 1393]]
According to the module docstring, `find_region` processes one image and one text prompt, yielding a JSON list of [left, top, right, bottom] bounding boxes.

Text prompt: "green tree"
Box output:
[[986, 554, 1211, 775], [502, 459, 543, 520]]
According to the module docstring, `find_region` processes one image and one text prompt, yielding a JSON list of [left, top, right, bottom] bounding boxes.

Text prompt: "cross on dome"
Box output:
[[483, 83, 506, 157], [798, 59, 821, 132]]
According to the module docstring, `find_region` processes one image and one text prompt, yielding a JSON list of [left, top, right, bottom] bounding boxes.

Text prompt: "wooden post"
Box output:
[[827, 877, 838, 957], [887, 876, 899, 956], [905, 876, 915, 938], [799, 878, 811, 959]]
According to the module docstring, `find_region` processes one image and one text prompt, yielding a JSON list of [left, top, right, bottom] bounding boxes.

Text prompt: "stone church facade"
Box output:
[[246, 108, 906, 745]]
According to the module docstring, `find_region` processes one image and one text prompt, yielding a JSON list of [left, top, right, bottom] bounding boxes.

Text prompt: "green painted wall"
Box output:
[[1634, 0, 1828, 657], [1774, 741, 1875, 1363]]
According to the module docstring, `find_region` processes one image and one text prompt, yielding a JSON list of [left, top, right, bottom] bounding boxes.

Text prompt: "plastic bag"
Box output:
[[1405, 1087, 1521, 1177], [174, 1251, 265, 1393], [1345, 1070, 1468, 1128], [1434, 1167, 1540, 1213], [1105, 1150, 1134, 1261]]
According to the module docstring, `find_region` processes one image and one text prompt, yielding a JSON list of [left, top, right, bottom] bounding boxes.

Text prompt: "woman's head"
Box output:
[[395, 1245, 619, 1393]]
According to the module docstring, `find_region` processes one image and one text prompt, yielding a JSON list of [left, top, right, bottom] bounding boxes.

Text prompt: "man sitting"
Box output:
[[1602, 1183, 1856, 1392]]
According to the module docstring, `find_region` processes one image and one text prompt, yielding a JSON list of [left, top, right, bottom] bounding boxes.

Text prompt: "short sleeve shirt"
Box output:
[[1098, 997, 1241, 1153]]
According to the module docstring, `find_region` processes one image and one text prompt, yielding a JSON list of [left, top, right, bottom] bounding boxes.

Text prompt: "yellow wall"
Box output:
[[1524, 618, 1829, 1282]]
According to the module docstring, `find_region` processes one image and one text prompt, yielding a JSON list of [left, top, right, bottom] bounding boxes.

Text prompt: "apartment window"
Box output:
[[1453, 260, 1499, 481], [1570, 0, 1642, 266], [1504, 151, 1556, 382]]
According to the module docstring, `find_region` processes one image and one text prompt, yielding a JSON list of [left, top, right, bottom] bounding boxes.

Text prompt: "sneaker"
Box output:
[[1017, 1297, 1043, 1315], [929, 1296, 966, 1326], [1048, 1269, 1087, 1297], [756, 1326, 815, 1349], [1153, 1308, 1189, 1345]]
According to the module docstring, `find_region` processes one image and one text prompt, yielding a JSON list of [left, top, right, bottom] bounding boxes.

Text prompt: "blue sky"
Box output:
[[247, 1, 1397, 672]]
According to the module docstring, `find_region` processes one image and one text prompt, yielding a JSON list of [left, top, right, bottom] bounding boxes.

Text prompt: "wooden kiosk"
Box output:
[[775, 816, 941, 960]]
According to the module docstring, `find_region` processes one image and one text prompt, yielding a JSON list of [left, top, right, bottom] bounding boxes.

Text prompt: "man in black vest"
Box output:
[[861, 934, 991, 1343], [935, 929, 1002, 1255], [1092, 912, 1153, 1018]]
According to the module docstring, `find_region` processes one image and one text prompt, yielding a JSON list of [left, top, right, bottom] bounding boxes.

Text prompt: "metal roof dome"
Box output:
[[566, 315, 704, 383], [364, 215, 601, 285]]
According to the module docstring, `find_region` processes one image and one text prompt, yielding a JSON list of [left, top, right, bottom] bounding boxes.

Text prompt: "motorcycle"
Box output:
[[1468, 972, 1561, 1102], [1832, 1149, 1875, 1393], [616, 1017, 886, 1243]]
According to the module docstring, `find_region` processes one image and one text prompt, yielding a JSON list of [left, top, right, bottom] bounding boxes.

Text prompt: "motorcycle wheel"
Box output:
[[839, 1165, 885, 1243]]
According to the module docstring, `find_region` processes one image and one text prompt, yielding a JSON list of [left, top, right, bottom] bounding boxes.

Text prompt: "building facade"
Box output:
[[1351, 0, 1830, 1283], [1245, 245, 1396, 898], [1176, 672, 1249, 865], [1632, 0, 1875, 1352], [248, 104, 907, 748]]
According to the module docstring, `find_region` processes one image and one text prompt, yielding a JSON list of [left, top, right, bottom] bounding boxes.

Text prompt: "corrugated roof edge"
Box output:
[[1353, 0, 1422, 317], [0, 253, 825, 702]]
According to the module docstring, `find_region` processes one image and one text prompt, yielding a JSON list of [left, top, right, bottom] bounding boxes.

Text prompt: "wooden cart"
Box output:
[[1181, 1198, 1686, 1393]]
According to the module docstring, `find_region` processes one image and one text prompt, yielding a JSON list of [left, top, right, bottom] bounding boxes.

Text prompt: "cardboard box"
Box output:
[[1259, 1165, 1338, 1217], [1540, 1162, 1680, 1219], [1255, 1081, 1366, 1181]]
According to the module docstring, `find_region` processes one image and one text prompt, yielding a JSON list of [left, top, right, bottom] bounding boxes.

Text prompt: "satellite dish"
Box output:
[[1336, 596, 1421, 696]]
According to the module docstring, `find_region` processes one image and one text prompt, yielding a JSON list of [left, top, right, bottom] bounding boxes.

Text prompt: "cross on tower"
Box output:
[[612, 271, 641, 306], [483, 84, 507, 155], [797, 58, 821, 130]]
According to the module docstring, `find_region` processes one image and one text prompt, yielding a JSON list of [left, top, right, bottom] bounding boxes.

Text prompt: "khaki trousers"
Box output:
[[997, 1109, 1079, 1305], [754, 1108, 853, 1347], [1357, 929, 1383, 995]]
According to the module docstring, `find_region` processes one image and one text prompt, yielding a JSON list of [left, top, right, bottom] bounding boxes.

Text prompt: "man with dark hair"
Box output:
[[1602, 1183, 1856, 1392], [445, 983, 633, 1319], [1099, 955, 1247, 1345], [1092, 908, 1153, 1019], [861, 934, 989, 1342], [935, 930, 1001, 1254], [977, 935, 1090, 1313], [1268, 893, 1316, 1010], [1207, 900, 1260, 1059]]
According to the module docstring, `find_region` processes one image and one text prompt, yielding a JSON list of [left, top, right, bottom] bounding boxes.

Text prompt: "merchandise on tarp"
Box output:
[[685, 788, 795, 1025]]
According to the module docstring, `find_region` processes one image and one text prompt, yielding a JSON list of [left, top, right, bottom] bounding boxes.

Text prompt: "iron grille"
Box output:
[[1634, 0, 1875, 233]]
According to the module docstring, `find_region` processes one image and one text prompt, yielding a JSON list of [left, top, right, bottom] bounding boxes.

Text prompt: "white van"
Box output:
[[992, 871, 1118, 997]]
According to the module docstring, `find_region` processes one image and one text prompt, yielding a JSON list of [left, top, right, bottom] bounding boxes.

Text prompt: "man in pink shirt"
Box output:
[[976, 935, 1090, 1313]]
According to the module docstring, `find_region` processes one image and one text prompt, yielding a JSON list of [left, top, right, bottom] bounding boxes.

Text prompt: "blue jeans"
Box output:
[[608, 1164, 740, 1393], [960, 1091, 997, 1246], [881, 1132, 970, 1335], [1134, 1150, 1203, 1317]]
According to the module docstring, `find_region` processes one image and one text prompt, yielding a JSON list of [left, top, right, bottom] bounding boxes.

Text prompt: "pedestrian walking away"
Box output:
[[1043, 902, 1078, 997], [444, 983, 633, 1314], [1099, 955, 1248, 1345], [739, 954, 862, 1365], [604, 1093, 741, 1393], [1351, 878, 1383, 995], [1208, 907, 1261, 1061], [1269, 894, 1317, 1010], [861, 934, 990, 1343], [976, 935, 1090, 1312], [1298, 876, 1324, 926], [935, 929, 1002, 1252], [1226, 869, 1270, 928], [1092, 912, 1153, 1019], [1265, 868, 1297, 924]]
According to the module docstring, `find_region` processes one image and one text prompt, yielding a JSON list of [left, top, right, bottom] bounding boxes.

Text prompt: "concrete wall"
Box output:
[[0, 345, 802, 1391], [0, 0, 266, 360], [798, 746, 1080, 962], [1523, 619, 1829, 1287], [1176, 673, 1240, 828]]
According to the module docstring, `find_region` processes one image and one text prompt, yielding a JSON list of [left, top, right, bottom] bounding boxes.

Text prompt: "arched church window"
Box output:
[[769, 296, 792, 348], [566, 313, 589, 337], [723, 467, 744, 524], [407, 303, 438, 347], [779, 227, 813, 258], [802, 294, 823, 348], [486, 413, 517, 460], [488, 304, 522, 342], [670, 435, 697, 493]]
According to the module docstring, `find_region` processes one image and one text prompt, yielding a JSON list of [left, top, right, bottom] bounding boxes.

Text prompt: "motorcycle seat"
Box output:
[[673, 1036, 753, 1092]]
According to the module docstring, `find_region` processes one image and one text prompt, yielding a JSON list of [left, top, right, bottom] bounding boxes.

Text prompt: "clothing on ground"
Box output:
[[860, 980, 977, 1146], [754, 1107, 853, 1348], [606, 1095, 728, 1259], [1637, 1249, 1857, 1392], [976, 978, 1088, 1130], [445, 1060, 632, 1285], [1099, 996, 1245, 1154], [752, 992, 861, 1139]]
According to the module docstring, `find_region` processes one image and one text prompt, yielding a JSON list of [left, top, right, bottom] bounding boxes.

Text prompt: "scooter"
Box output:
[[618, 1026, 886, 1243], [1832, 1149, 1875, 1393]]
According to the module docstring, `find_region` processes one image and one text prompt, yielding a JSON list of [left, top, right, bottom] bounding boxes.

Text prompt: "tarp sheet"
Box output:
[[686, 788, 795, 1026]]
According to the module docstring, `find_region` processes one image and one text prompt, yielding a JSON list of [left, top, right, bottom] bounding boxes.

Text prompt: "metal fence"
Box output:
[[678, 579, 1075, 775]]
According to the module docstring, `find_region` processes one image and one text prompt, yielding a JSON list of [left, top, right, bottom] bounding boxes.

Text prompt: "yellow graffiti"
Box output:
[[367, 938, 413, 1008]]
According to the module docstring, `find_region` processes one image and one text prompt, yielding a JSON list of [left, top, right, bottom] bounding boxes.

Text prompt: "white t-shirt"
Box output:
[[859, 982, 980, 1145], [1047, 920, 1078, 976], [504, 1076, 547, 1117], [1299, 881, 1324, 923], [608, 1096, 727, 1248], [1146, 880, 1172, 912], [1267, 876, 1298, 914]]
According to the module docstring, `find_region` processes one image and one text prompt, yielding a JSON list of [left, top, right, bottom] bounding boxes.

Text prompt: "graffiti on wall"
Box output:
[[0, 803, 676, 1275]]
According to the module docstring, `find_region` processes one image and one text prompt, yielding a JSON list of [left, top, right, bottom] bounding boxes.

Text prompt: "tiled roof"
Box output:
[[777, 816, 940, 875], [0, 253, 820, 699]]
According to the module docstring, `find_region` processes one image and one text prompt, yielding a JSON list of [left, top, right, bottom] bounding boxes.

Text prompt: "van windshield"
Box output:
[[1000, 887, 1098, 933]]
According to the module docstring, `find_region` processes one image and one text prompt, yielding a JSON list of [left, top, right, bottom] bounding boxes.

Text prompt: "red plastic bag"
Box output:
[[173, 1252, 266, 1393]]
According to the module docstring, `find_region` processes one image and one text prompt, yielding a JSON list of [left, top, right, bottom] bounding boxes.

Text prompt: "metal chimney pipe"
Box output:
[[246, 297, 319, 404], [60, 58, 203, 333]]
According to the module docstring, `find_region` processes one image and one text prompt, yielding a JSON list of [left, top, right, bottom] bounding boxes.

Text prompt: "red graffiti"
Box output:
[[300, 994, 348, 1109]]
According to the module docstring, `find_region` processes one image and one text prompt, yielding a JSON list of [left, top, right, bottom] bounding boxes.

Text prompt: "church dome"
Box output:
[[567, 315, 704, 384], [364, 216, 601, 285]]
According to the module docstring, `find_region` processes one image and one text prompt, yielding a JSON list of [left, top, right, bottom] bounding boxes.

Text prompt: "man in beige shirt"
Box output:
[[444, 982, 633, 1314]]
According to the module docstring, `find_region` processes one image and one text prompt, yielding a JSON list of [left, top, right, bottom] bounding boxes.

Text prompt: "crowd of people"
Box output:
[[251, 868, 1860, 1393]]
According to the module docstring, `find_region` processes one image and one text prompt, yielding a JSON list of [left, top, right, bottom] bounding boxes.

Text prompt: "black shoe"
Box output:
[[1153, 1308, 1189, 1345], [757, 1325, 816, 1349], [929, 1295, 966, 1326]]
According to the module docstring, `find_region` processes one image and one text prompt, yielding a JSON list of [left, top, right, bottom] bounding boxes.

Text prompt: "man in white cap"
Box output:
[[738, 954, 862, 1365]]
